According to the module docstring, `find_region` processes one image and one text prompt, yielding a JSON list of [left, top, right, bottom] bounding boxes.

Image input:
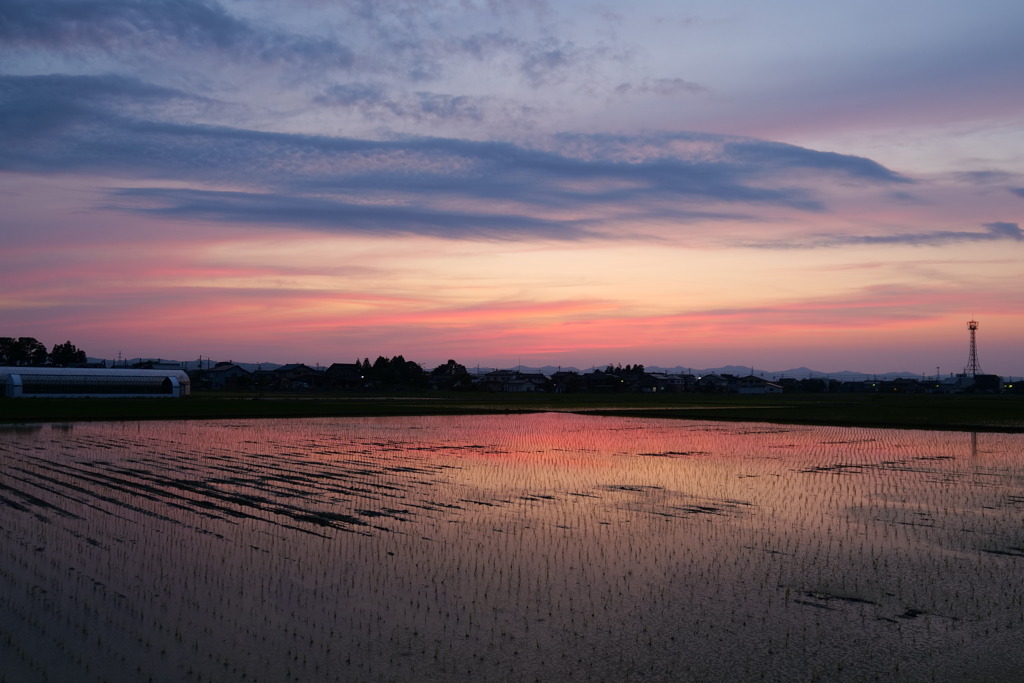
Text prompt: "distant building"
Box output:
[[661, 373, 696, 393], [736, 375, 783, 394], [503, 373, 548, 393], [578, 369, 621, 392], [132, 359, 183, 370], [272, 363, 326, 391], [1, 367, 190, 398], [696, 373, 730, 393], [549, 370, 582, 393], [630, 374, 661, 393], [326, 363, 365, 390], [951, 373, 1002, 394], [205, 362, 251, 391], [479, 370, 547, 392], [479, 370, 517, 392]]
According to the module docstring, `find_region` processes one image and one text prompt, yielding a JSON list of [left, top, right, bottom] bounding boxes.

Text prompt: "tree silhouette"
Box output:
[[431, 359, 468, 376], [364, 355, 428, 388], [430, 359, 472, 390], [50, 340, 87, 366], [0, 337, 49, 366]]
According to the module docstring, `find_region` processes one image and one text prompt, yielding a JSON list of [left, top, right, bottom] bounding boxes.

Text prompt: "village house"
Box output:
[[735, 375, 783, 394], [661, 373, 696, 392], [503, 372, 548, 392], [696, 373, 731, 393], [478, 369, 548, 392], [273, 363, 327, 391], [205, 362, 251, 391], [478, 369, 516, 392], [635, 374, 668, 393], [549, 370, 582, 393], [578, 369, 622, 392], [325, 363, 365, 390]]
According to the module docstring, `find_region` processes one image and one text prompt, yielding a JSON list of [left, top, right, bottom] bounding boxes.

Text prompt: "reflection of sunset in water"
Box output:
[[2, 415, 1023, 682]]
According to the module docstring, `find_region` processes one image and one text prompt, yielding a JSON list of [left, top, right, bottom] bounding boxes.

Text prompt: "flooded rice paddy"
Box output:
[[2, 413, 1023, 682]]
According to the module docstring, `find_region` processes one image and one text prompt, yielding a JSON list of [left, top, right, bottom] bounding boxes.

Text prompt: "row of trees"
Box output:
[[0, 337, 88, 367], [355, 356, 472, 389], [358, 355, 427, 386]]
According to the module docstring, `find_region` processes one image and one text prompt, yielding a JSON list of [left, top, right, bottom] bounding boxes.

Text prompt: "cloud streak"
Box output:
[[744, 222, 1024, 250], [1, 73, 913, 240], [107, 187, 594, 240], [0, 0, 354, 68], [615, 78, 709, 97], [314, 83, 487, 124]]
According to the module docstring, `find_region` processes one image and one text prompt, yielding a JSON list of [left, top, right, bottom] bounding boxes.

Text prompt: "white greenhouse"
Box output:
[[1, 367, 191, 398]]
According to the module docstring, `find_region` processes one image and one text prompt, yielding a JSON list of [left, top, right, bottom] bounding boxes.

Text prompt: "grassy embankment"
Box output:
[[3, 391, 1023, 432]]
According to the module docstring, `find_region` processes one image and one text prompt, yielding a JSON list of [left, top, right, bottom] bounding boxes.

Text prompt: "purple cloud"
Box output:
[[0, 0, 353, 68], [746, 222, 1024, 249]]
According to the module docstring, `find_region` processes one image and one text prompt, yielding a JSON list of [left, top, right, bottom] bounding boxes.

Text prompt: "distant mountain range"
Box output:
[[483, 364, 941, 381], [92, 358, 949, 382]]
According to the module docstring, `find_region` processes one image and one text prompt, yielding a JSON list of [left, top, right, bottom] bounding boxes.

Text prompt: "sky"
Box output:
[[2, 0, 1022, 376]]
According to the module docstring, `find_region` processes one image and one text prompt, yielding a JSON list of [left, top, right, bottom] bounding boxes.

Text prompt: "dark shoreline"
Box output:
[[3, 392, 1023, 432]]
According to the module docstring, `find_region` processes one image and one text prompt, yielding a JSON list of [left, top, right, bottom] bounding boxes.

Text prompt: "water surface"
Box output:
[[2, 414, 1023, 681]]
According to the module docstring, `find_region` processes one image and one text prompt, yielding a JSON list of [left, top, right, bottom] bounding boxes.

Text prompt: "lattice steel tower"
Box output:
[[964, 319, 983, 377]]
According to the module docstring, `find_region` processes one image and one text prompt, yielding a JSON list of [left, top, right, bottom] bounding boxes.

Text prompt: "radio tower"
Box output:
[[964, 319, 983, 377]]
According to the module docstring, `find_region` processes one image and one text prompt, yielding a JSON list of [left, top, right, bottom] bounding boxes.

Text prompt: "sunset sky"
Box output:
[[2, 0, 1022, 375]]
